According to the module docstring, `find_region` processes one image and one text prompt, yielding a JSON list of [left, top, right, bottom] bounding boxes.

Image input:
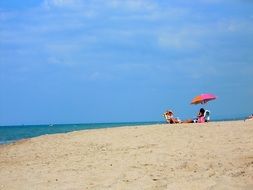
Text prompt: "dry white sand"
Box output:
[[0, 120, 253, 190]]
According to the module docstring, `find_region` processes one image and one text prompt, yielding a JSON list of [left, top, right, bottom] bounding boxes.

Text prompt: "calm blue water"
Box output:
[[0, 122, 161, 145]]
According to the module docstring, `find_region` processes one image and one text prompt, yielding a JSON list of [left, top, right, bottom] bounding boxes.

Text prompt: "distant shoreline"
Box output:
[[0, 119, 248, 145], [0, 116, 247, 127]]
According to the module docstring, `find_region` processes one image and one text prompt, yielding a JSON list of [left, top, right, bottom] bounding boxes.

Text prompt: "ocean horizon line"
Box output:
[[0, 121, 162, 128]]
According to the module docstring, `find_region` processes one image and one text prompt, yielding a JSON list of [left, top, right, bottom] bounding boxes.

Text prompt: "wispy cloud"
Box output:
[[104, 0, 157, 11], [157, 30, 201, 50], [43, 0, 82, 9], [1, 0, 253, 76], [42, 0, 157, 12]]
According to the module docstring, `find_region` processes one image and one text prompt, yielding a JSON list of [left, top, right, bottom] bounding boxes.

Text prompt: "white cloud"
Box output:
[[42, 0, 157, 11], [105, 0, 157, 11], [157, 26, 205, 50], [200, 0, 224, 3], [43, 0, 81, 9], [47, 57, 63, 64], [220, 19, 253, 33], [158, 32, 200, 49]]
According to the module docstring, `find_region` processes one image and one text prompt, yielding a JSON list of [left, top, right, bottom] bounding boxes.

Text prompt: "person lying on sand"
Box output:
[[163, 110, 182, 124], [182, 108, 206, 123]]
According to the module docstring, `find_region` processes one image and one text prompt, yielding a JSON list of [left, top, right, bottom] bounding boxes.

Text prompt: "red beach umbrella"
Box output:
[[191, 93, 217, 105]]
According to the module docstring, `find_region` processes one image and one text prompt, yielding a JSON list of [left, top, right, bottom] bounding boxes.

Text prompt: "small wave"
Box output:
[[0, 140, 15, 145]]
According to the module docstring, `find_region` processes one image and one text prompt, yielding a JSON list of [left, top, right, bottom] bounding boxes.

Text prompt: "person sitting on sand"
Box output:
[[183, 108, 206, 123], [245, 114, 253, 121], [163, 110, 181, 124]]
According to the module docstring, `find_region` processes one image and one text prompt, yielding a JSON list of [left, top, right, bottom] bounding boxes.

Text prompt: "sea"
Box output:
[[0, 122, 162, 145]]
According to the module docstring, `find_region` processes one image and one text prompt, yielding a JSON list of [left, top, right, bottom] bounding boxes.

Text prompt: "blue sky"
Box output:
[[0, 0, 253, 125]]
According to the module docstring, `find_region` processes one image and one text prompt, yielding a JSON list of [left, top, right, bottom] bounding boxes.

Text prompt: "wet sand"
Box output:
[[0, 120, 253, 189]]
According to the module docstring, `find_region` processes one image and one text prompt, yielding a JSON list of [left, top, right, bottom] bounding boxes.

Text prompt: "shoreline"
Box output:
[[0, 120, 253, 189], [0, 119, 248, 146]]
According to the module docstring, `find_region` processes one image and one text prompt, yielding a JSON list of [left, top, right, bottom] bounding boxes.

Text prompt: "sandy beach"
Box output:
[[0, 120, 253, 190]]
